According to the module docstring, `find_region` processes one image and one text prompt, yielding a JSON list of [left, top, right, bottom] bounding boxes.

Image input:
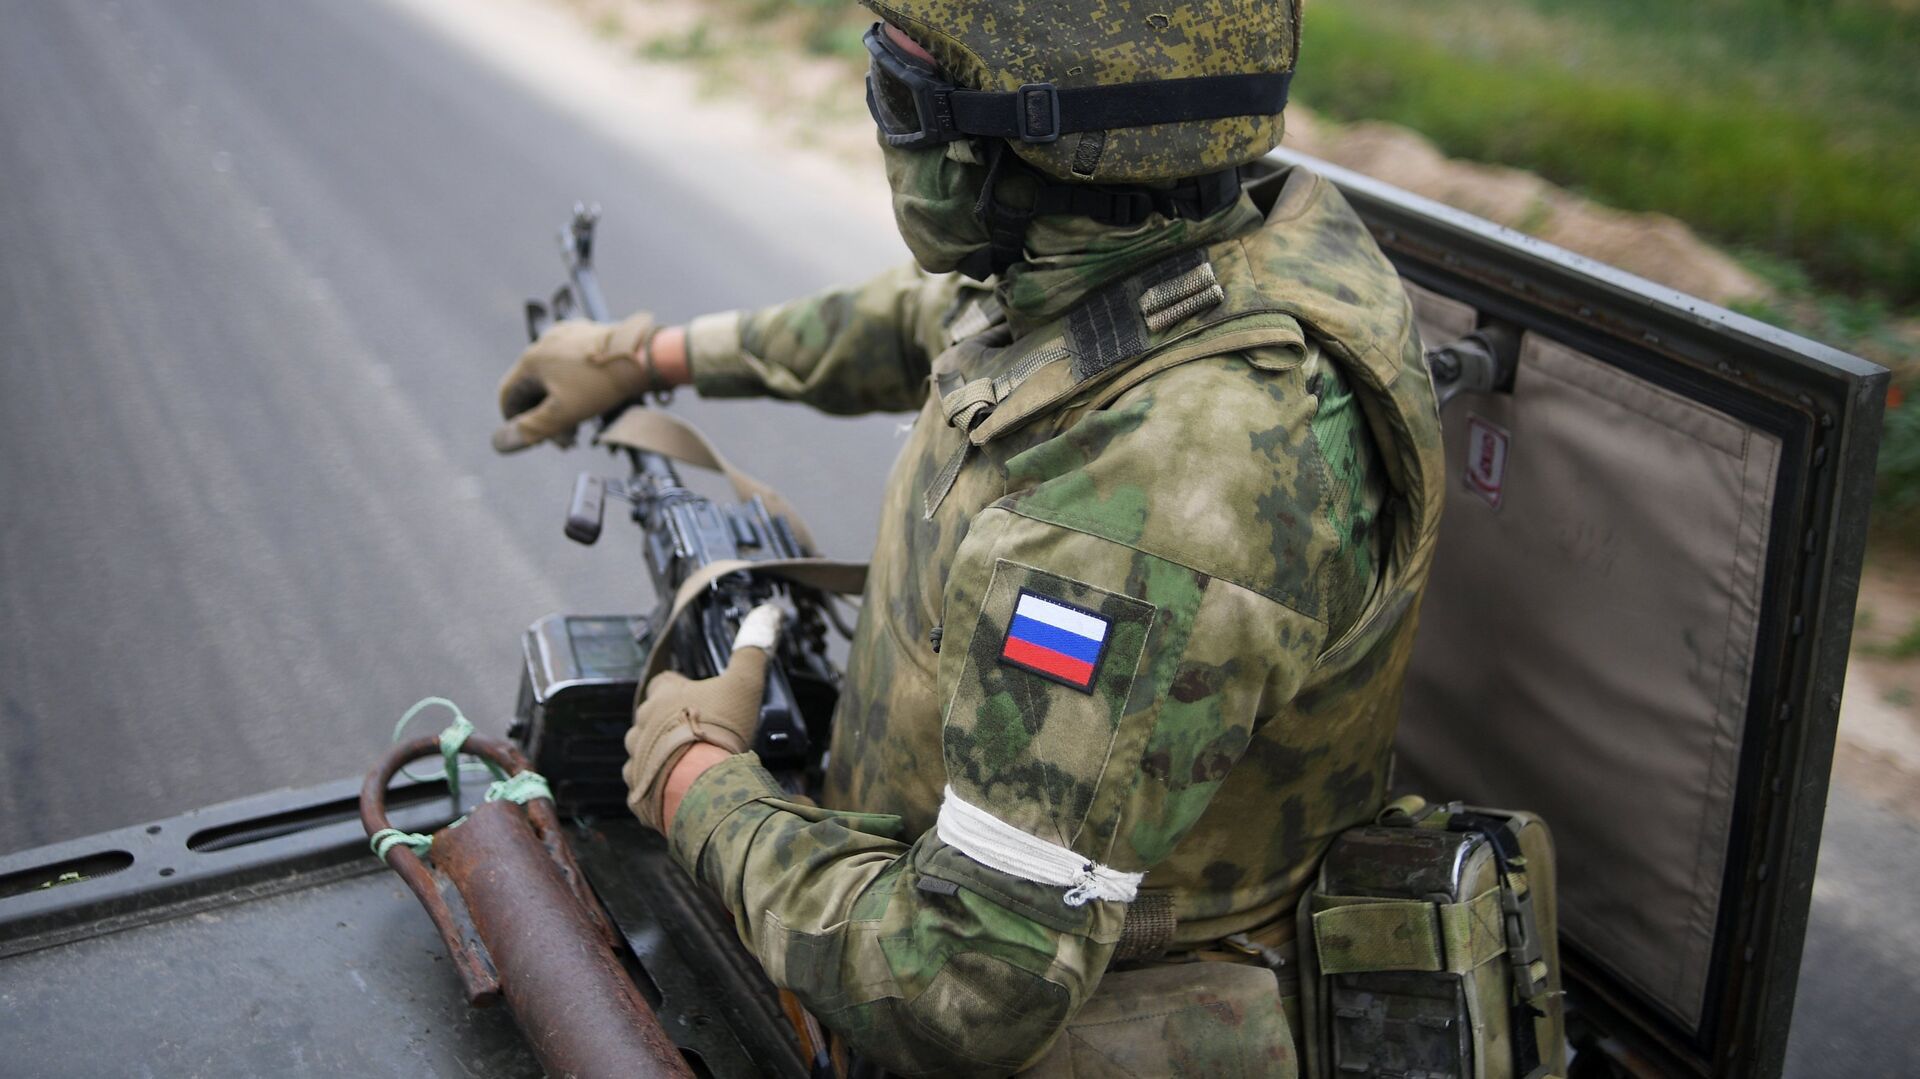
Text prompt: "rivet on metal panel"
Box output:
[[1790, 614, 1804, 636]]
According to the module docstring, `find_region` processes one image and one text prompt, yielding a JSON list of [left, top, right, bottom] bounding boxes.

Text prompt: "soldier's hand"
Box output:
[[623, 604, 784, 832], [491, 312, 656, 453]]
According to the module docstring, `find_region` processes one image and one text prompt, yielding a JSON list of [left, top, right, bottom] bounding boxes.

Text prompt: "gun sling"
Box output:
[[596, 407, 871, 689]]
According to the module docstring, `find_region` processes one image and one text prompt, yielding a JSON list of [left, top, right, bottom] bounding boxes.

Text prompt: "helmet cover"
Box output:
[[860, 0, 1302, 183]]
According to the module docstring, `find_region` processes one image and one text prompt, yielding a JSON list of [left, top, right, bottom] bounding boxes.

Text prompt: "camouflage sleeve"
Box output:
[[669, 490, 1333, 1074], [685, 262, 969, 414], [668, 751, 1125, 1076]]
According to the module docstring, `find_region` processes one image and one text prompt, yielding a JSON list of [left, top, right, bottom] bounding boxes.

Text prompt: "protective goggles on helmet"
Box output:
[[864, 24, 966, 149], [863, 22, 1294, 150]]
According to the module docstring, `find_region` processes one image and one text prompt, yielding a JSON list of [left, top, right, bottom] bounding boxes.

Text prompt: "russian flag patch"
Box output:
[[999, 589, 1112, 693]]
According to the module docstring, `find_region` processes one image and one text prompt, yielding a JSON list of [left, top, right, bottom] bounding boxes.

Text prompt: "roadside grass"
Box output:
[[614, 0, 1920, 531], [1299, 0, 1920, 307], [647, 0, 1920, 306], [664, 0, 865, 63], [1872, 384, 1920, 537], [1895, 625, 1920, 663], [1861, 614, 1920, 661], [1728, 251, 1920, 535]]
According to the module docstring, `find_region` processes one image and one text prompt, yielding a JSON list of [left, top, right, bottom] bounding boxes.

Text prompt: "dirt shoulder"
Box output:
[[1837, 546, 1920, 821], [1282, 111, 1772, 306]]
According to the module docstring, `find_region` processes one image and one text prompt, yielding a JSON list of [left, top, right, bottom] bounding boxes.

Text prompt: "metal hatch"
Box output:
[[1252, 150, 1888, 1077]]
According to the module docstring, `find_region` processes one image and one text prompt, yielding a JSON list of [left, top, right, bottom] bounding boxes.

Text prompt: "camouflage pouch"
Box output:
[[1295, 800, 1566, 1079], [1021, 961, 1299, 1078]]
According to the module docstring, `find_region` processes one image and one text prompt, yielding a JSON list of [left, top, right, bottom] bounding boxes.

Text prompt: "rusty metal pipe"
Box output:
[[435, 800, 689, 1078], [359, 735, 500, 1003], [361, 734, 692, 1078]]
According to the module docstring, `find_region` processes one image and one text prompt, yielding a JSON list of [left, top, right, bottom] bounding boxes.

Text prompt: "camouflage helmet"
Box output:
[[858, 0, 1301, 184]]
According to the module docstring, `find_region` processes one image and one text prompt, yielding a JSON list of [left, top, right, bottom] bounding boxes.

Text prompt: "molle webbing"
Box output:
[[1112, 892, 1178, 962], [1066, 285, 1145, 382], [944, 295, 1006, 346], [1141, 261, 1224, 334], [1066, 248, 1222, 381], [921, 246, 1309, 518], [923, 247, 1234, 517], [1307, 889, 1508, 976]]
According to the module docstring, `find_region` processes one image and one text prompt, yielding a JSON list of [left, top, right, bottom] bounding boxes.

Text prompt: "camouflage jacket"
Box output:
[[666, 167, 1445, 1076]]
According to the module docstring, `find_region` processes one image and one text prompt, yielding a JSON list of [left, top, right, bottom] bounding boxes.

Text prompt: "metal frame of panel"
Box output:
[[1257, 149, 1886, 1077]]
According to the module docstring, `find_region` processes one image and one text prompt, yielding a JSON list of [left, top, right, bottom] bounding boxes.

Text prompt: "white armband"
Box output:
[[934, 786, 1144, 907]]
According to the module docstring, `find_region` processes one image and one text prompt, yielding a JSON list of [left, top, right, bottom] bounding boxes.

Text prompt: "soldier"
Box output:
[[492, 2, 1445, 1073]]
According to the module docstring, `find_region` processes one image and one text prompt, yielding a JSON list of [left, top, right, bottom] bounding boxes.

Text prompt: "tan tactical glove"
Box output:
[[491, 313, 656, 453], [623, 605, 784, 831]]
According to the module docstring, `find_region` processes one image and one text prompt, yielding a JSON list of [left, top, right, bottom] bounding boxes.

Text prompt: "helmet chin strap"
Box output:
[[965, 141, 1035, 280], [960, 140, 1246, 281]]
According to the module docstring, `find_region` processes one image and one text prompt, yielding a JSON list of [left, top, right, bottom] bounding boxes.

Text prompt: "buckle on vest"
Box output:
[[941, 378, 1001, 431], [1502, 883, 1550, 1001], [1016, 83, 1062, 143]]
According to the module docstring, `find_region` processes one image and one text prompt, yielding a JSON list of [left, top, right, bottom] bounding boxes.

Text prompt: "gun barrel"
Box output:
[[562, 205, 612, 323]]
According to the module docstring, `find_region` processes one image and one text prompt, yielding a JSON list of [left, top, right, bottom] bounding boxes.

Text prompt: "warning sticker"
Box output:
[[1465, 415, 1510, 510]]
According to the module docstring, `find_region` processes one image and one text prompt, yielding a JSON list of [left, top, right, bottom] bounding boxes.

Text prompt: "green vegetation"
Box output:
[[640, 21, 719, 62], [1729, 255, 1919, 533], [1299, 0, 1920, 305], [635, 0, 865, 90], [634, 0, 1920, 529], [1893, 623, 1920, 662], [1876, 385, 1920, 534]]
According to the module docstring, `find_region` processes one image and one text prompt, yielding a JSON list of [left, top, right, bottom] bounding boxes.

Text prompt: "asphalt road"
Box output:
[[0, 0, 1913, 1075], [0, 0, 905, 852]]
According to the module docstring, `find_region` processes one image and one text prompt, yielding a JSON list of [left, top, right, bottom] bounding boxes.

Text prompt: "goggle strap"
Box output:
[[965, 147, 1245, 281], [1029, 168, 1243, 228], [947, 71, 1292, 143]]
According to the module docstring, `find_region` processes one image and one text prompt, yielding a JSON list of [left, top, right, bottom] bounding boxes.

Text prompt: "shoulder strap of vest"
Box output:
[[1075, 312, 1307, 413], [959, 244, 1308, 448]]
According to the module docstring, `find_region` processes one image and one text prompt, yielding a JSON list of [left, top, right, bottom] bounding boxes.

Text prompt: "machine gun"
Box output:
[[511, 205, 843, 808]]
